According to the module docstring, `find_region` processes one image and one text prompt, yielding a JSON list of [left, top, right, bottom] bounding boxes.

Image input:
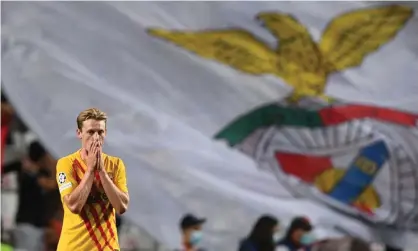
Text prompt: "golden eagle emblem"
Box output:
[[147, 5, 413, 102]]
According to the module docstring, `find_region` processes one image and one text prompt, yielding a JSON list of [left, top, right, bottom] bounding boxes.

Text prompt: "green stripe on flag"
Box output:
[[214, 103, 323, 146]]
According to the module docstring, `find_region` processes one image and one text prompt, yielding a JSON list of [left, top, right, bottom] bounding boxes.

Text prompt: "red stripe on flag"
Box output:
[[72, 160, 102, 251], [74, 160, 114, 250], [275, 152, 332, 183], [319, 105, 418, 127]]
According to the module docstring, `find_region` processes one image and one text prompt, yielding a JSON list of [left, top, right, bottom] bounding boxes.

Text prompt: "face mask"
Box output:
[[190, 231, 203, 246], [273, 232, 281, 243], [300, 233, 315, 245]]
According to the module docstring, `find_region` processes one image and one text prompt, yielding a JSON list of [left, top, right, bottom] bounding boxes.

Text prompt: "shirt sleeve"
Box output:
[[115, 158, 128, 193], [56, 157, 77, 197]]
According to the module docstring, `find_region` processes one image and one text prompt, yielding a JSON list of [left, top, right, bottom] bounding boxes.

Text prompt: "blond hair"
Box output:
[[76, 108, 107, 130]]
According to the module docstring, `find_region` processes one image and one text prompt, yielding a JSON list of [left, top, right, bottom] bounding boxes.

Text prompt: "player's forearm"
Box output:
[[99, 171, 129, 214], [65, 172, 94, 214]]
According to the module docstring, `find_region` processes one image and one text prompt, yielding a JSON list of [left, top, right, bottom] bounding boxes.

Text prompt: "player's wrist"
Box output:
[[86, 168, 95, 175], [97, 169, 107, 176]]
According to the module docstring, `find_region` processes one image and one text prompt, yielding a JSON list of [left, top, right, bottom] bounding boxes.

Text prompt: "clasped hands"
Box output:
[[86, 140, 104, 174]]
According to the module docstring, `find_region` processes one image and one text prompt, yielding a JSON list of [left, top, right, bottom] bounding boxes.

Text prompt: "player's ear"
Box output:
[[76, 129, 82, 140]]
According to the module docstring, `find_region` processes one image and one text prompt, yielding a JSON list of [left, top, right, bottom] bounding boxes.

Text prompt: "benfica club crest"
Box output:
[[215, 98, 418, 230], [148, 4, 416, 230]]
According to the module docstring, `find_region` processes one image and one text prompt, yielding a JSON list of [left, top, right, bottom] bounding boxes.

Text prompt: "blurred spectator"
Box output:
[[238, 214, 279, 251], [1, 90, 14, 125], [1, 90, 24, 236], [4, 141, 59, 251], [28, 141, 60, 218], [1, 90, 14, 171], [44, 207, 63, 251], [116, 214, 123, 231], [277, 217, 316, 251], [177, 213, 207, 251]]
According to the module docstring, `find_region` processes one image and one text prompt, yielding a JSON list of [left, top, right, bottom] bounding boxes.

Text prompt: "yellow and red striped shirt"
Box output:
[[56, 150, 128, 251]]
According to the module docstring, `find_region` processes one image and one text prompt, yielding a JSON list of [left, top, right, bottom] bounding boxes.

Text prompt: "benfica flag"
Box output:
[[2, 1, 418, 250]]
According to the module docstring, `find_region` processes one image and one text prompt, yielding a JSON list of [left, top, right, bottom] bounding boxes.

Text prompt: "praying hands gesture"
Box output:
[[96, 144, 104, 172], [86, 140, 101, 174]]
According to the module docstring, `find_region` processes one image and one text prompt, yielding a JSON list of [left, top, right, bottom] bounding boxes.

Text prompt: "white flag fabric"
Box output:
[[2, 2, 418, 249]]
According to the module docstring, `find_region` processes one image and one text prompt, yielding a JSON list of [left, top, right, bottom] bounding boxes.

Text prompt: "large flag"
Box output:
[[2, 2, 418, 249]]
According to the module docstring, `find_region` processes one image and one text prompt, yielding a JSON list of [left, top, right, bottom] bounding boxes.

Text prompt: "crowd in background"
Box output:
[[177, 212, 388, 251], [1, 90, 64, 250], [0, 89, 407, 251]]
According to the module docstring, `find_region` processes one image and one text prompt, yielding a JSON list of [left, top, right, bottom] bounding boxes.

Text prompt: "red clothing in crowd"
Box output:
[[1, 116, 10, 172]]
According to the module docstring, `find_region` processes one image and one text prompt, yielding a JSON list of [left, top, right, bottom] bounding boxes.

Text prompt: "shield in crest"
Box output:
[[216, 98, 418, 230]]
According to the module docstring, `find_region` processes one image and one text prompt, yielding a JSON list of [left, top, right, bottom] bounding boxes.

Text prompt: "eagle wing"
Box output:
[[147, 28, 278, 75], [256, 12, 323, 73], [319, 5, 413, 72]]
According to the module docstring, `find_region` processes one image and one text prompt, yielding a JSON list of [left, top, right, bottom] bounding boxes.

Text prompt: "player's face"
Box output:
[[77, 119, 106, 150]]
